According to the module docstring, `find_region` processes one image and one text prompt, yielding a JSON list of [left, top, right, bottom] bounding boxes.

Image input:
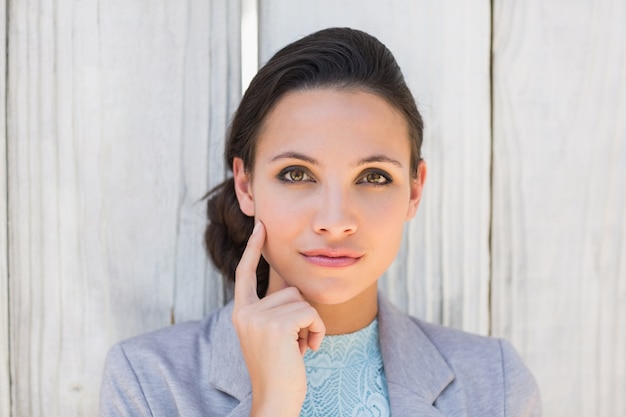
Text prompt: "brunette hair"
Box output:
[[204, 27, 423, 298]]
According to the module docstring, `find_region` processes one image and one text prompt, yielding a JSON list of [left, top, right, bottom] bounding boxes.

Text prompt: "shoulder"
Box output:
[[415, 318, 542, 416], [100, 303, 240, 417], [378, 297, 541, 416], [106, 302, 233, 373], [379, 296, 516, 372], [414, 317, 504, 372]]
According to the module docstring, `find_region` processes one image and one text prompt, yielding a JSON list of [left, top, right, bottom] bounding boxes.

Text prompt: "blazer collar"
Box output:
[[206, 301, 253, 415], [376, 296, 454, 415], [206, 296, 454, 415]]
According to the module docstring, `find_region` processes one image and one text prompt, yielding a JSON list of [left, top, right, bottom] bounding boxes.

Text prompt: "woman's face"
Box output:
[[234, 88, 426, 307]]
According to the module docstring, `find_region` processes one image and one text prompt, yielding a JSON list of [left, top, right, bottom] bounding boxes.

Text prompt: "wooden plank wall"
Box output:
[[1, 1, 624, 416], [491, 1, 626, 416], [5, 1, 239, 415], [1, 1, 9, 416]]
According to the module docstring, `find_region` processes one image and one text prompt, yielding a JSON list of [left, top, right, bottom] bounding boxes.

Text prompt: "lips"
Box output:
[[300, 248, 363, 268]]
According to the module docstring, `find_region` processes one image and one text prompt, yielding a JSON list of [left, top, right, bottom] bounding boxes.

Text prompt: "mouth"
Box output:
[[300, 249, 363, 268]]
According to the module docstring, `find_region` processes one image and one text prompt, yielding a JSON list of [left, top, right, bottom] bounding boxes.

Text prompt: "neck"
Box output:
[[308, 284, 378, 335]]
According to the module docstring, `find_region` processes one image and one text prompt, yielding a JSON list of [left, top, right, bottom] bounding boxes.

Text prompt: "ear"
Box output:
[[405, 161, 427, 220], [233, 157, 255, 216]]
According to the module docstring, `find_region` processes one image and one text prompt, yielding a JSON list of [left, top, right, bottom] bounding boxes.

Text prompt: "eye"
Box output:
[[357, 170, 392, 185], [278, 167, 314, 183]]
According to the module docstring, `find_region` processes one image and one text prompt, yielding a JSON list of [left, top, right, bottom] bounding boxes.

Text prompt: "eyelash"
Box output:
[[357, 169, 393, 186], [278, 166, 315, 183], [277, 166, 392, 186]]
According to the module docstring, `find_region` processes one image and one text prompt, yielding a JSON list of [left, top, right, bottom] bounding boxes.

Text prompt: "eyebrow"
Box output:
[[269, 152, 403, 168], [356, 155, 403, 168], [269, 152, 319, 165]]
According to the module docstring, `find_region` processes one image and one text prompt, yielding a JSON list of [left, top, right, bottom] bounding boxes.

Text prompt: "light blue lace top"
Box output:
[[300, 319, 390, 416]]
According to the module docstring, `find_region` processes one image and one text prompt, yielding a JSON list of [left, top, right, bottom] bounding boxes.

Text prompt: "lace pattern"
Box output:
[[300, 319, 390, 417]]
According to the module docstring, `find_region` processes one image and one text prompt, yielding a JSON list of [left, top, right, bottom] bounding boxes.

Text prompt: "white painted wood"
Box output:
[[0, 2, 10, 416], [241, 0, 259, 93], [259, 0, 492, 334], [491, 1, 626, 416], [171, 0, 241, 322], [6, 1, 239, 416]]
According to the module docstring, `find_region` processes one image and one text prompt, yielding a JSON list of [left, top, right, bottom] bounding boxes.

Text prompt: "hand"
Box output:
[[232, 221, 326, 416]]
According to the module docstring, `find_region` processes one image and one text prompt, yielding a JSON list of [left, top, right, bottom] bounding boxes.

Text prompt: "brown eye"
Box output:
[[278, 167, 313, 183], [289, 170, 305, 181], [366, 173, 384, 184], [360, 171, 391, 185]]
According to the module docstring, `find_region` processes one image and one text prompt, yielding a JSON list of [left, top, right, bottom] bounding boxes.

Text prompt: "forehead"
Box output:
[[256, 88, 411, 161]]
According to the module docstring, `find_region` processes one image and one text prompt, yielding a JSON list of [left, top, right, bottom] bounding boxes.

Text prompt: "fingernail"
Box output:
[[252, 221, 261, 235]]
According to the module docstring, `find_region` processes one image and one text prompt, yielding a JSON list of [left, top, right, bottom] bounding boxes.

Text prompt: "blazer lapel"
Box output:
[[206, 297, 454, 416], [205, 301, 253, 416], [378, 296, 454, 416]]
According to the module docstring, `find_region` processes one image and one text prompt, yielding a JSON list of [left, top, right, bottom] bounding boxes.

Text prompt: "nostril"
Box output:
[[312, 193, 358, 235], [313, 221, 357, 236]]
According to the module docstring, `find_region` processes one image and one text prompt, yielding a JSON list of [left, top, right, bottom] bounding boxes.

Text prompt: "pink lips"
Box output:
[[301, 249, 363, 268]]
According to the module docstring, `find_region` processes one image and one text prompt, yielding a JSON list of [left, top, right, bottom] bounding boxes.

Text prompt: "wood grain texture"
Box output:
[[170, 0, 241, 322], [6, 1, 239, 415], [259, 0, 492, 334], [491, 1, 626, 416], [1, 2, 9, 416]]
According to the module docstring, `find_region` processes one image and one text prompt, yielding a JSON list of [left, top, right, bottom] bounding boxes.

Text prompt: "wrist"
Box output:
[[251, 394, 304, 417]]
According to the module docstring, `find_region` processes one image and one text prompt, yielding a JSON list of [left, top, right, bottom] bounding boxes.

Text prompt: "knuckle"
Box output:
[[248, 313, 264, 328], [266, 318, 287, 335], [232, 306, 252, 325], [293, 300, 313, 312], [283, 287, 302, 299]]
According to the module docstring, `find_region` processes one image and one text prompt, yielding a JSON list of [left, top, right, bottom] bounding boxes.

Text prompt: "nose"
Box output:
[[311, 185, 358, 237]]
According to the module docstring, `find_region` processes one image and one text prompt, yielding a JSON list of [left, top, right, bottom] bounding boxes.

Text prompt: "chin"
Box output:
[[302, 291, 353, 306], [268, 264, 378, 305], [297, 280, 372, 307]]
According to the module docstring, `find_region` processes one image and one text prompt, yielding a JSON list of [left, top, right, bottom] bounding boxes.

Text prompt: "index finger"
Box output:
[[234, 221, 266, 308]]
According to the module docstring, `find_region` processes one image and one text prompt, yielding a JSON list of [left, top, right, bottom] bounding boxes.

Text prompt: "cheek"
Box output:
[[361, 192, 410, 223], [362, 196, 410, 250], [254, 194, 305, 249], [253, 183, 312, 224], [255, 200, 302, 279], [256, 194, 290, 222]]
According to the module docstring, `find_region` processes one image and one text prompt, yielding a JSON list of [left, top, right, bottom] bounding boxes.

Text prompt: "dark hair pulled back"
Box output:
[[205, 27, 424, 298]]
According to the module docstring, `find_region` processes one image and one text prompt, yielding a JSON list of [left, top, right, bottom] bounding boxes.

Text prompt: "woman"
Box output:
[[100, 27, 541, 416]]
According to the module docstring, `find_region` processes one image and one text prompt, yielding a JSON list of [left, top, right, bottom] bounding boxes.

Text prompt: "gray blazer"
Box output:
[[100, 296, 541, 416]]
